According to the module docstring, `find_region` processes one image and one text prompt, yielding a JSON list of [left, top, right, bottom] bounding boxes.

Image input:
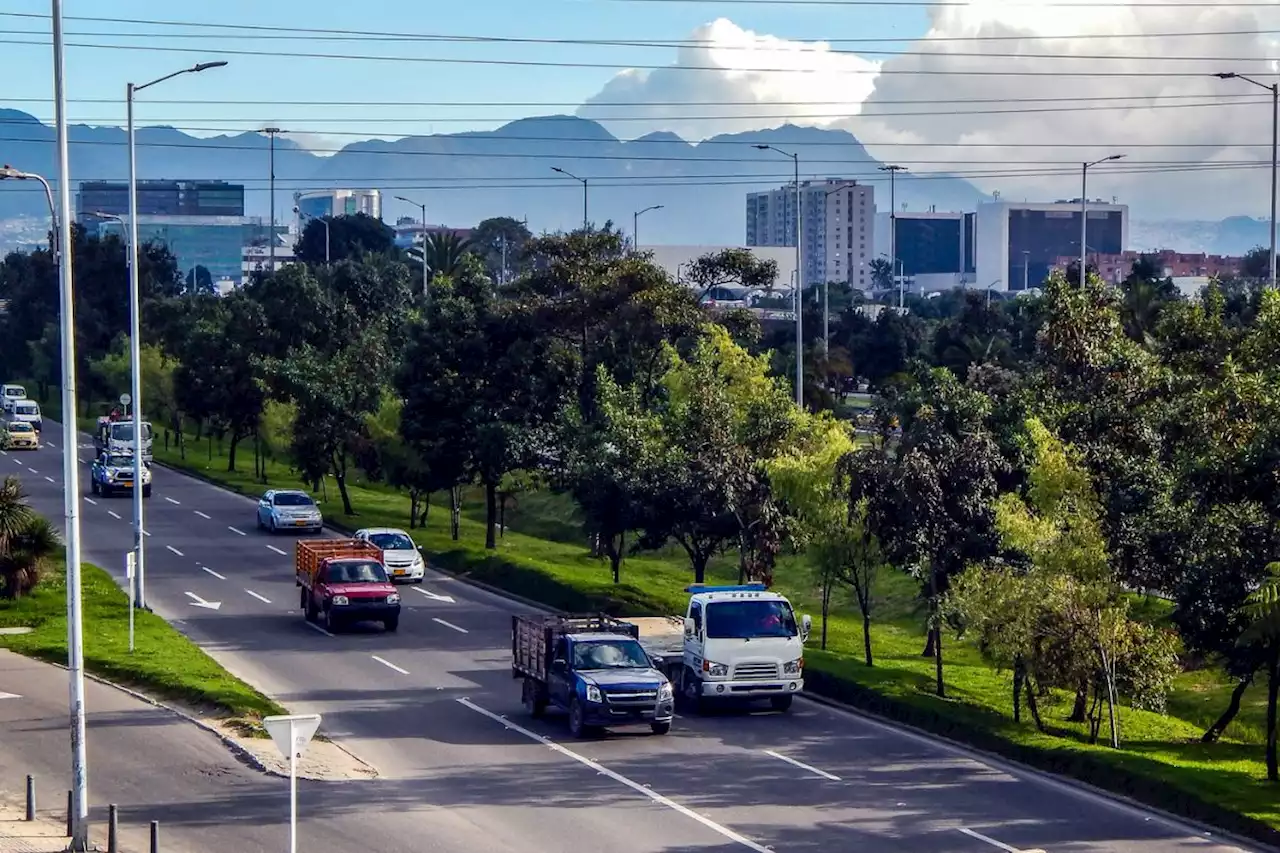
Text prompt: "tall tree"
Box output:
[[294, 213, 395, 266], [470, 216, 533, 283]]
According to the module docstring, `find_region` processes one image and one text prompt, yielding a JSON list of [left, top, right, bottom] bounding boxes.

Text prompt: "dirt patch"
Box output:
[[209, 719, 379, 782]]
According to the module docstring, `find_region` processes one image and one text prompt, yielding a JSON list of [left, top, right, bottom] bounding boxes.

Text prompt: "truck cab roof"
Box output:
[[564, 632, 638, 644], [687, 584, 791, 606]]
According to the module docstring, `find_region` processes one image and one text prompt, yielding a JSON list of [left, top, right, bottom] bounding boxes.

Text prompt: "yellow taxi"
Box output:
[[5, 420, 39, 450]]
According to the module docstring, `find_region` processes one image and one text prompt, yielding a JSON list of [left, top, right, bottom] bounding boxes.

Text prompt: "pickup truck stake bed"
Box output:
[[512, 614, 675, 738], [295, 539, 401, 634]]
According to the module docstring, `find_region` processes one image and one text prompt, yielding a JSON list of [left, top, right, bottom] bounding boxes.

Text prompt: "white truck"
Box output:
[[94, 417, 154, 462], [630, 584, 812, 713]]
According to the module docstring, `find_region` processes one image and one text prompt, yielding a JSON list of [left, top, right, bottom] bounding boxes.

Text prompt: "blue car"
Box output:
[[90, 452, 152, 498], [256, 489, 323, 534]]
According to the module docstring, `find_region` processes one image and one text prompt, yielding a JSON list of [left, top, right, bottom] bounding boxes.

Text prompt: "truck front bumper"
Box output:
[[699, 677, 804, 698], [583, 700, 675, 727], [330, 603, 401, 622]]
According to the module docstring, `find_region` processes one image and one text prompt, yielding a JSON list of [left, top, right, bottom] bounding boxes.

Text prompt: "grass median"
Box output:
[[0, 554, 284, 722]]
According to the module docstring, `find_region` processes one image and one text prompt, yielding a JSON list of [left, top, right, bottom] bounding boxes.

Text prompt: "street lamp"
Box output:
[[294, 207, 330, 265], [755, 144, 804, 408], [633, 204, 664, 252], [0, 165, 58, 258], [127, 60, 226, 612], [1080, 154, 1124, 288], [259, 126, 282, 273], [1215, 72, 1278, 289], [879, 165, 908, 310], [394, 195, 429, 302], [552, 167, 588, 232]]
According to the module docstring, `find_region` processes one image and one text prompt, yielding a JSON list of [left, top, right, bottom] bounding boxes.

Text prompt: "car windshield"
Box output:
[[705, 600, 798, 639], [5, 388, 24, 398], [8, 423, 32, 433], [325, 560, 387, 584], [274, 493, 314, 507], [368, 532, 414, 551], [109, 423, 152, 442], [14, 404, 37, 416], [572, 640, 652, 670]]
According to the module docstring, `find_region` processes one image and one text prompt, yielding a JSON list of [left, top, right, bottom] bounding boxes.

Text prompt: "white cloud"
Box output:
[[577, 18, 881, 141]]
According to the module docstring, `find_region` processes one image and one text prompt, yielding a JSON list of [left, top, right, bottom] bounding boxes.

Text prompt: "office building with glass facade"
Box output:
[[975, 200, 1128, 292], [77, 180, 245, 219], [293, 189, 382, 229]]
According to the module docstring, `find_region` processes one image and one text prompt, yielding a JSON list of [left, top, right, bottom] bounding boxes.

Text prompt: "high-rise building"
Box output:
[[77, 180, 244, 219], [293, 189, 382, 227], [975, 199, 1128, 292], [745, 179, 875, 290], [873, 210, 977, 292]]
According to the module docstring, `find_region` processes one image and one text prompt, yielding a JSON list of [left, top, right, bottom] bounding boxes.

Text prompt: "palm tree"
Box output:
[[0, 476, 60, 600], [1242, 562, 1280, 781], [421, 231, 474, 279]]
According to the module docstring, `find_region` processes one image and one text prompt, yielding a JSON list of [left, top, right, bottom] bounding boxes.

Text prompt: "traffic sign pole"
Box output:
[[262, 713, 321, 853], [125, 552, 135, 653]]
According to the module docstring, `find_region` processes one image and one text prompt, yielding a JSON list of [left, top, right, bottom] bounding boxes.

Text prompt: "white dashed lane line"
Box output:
[[195, 511, 211, 520], [166, 545, 184, 557], [107, 510, 121, 520], [245, 590, 271, 604], [44, 476, 54, 483], [762, 750, 842, 782], [267, 545, 287, 556], [304, 622, 334, 638], [84, 497, 97, 505], [228, 526, 246, 536], [165, 497, 180, 505], [372, 655, 409, 675], [956, 828, 1028, 852], [201, 566, 227, 580], [432, 617, 469, 634], [26, 467, 36, 474]]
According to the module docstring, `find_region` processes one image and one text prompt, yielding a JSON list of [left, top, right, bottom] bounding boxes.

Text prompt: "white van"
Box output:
[[10, 400, 41, 433], [1, 384, 27, 413]]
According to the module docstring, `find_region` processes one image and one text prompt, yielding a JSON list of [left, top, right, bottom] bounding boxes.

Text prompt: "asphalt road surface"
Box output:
[[0, 424, 1265, 853]]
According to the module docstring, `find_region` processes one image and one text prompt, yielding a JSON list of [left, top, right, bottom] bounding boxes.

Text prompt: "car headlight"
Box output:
[[331, 595, 349, 606], [386, 593, 400, 604], [703, 661, 729, 678], [658, 682, 674, 700], [784, 658, 804, 675], [585, 685, 603, 703]]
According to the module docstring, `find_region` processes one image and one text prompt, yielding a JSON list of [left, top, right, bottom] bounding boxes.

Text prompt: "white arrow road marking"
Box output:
[[228, 526, 246, 536], [201, 566, 227, 580], [166, 545, 184, 557], [0, 692, 21, 700], [107, 510, 121, 520], [267, 545, 287, 556], [762, 750, 841, 781], [84, 497, 97, 506], [184, 591, 222, 610], [194, 511, 211, 519], [413, 586, 455, 604], [432, 617, 468, 634], [165, 497, 180, 505], [372, 655, 409, 675], [245, 589, 271, 604]]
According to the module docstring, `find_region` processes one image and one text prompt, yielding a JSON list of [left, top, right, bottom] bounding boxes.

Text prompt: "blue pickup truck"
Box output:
[[512, 614, 675, 738]]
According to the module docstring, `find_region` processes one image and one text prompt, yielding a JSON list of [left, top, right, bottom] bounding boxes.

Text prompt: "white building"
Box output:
[[745, 179, 875, 290], [645, 245, 797, 295], [293, 189, 382, 229], [975, 199, 1128, 293]]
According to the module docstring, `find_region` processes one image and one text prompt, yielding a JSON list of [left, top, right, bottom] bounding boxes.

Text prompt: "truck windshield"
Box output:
[[705, 600, 798, 639], [14, 403, 37, 416], [110, 423, 152, 442], [325, 560, 388, 583], [573, 640, 652, 670]]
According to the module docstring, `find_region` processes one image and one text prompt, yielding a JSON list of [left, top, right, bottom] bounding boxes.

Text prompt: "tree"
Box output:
[[421, 230, 474, 280], [681, 247, 779, 302], [294, 213, 395, 266], [0, 477, 60, 600], [470, 216, 533, 283], [360, 392, 460, 530], [1239, 563, 1280, 781], [89, 340, 179, 436], [185, 265, 214, 293], [1241, 245, 1270, 282], [869, 257, 892, 291]]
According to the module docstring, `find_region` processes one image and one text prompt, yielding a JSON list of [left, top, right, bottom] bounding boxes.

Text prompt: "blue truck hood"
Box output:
[[578, 668, 667, 688]]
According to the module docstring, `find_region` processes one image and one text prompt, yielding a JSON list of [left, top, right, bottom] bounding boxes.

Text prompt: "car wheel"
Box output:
[[90, 479, 98, 496], [323, 606, 340, 633], [101, 484, 112, 498], [384, 616, 399, 633], [142, 486, 152, 498], [568, 698, 589, 739], [268, 517, 276, 534], [650, 721, 672, 735]]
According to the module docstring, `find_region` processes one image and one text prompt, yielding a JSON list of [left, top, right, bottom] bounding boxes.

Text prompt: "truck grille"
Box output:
[[604, 688, 659, 707], [733, 662, 779, 681]]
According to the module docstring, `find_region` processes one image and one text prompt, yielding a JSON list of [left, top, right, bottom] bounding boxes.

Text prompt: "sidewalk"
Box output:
[[0, 799, 81, 853]]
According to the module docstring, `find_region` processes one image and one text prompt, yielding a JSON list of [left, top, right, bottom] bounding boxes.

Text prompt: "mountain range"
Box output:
[[0, 109, 984, 245]]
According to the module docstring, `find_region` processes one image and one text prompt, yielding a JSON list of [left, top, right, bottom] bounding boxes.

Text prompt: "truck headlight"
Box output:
[[703, 661, 729, 678], [784, 658, 804, 675], [586, 685, 603, 703], [658, 682, 673, 700], [386, 593, 401, 604], [331, 595, 349, 606]]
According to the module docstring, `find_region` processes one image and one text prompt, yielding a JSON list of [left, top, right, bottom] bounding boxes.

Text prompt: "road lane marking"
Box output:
[[245, 589, 272, 604], [415, 586, 455, 603], [166, 545, 185, 557], [195, 511, 211, 519], [107, 510, 122, 520], [84, 497, 97, 505], [142, 529, 151, 537], [201, 566, 227, 580], [184, 591, 221, 610], [26, 467, 37, 473], [165, 497, 180, 505], [228, 526, 246, 536], [372, 655, 409, 675], [956, 828, 1033, 852], [267, 545, 287, 555], [0, 450, 6, 456], [44, 476, 54, 483], [304, 621, 334, 638], [0, 691, 21, 700], [432, 617, 468, 634], [458, 698, 770, 852], [763, 749, 841, 781]]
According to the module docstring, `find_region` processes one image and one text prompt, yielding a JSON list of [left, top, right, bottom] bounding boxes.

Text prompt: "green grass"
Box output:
[[0, 555, 284, 722], [25, 385, 1280, 843]]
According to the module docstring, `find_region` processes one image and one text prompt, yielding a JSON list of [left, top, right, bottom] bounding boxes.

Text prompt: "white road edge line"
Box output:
[[956, 827, 1024, 852], [84, 497, 97, 505], [457, 697, 770, 853], [107, 510, 121, 520], [228, 526, 246, 536], [245, 589, 271, 604], [165, 497, 180, 505], [371, 655, 409, 675], [44, 476, 54, 483], [166, 545, 185, 557], [267, 545, 287, 556], [432, 617, 468, 634], [304, 621, 333, 638], [201, 566, 227, 580], [762, 749, 841, 781], [195, 511, 211, 520]]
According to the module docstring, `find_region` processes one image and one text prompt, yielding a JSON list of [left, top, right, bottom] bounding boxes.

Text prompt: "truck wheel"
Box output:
[[568, 698, 590, 739], [770, 694, 794, 712], [679, 668, 705, 714], [301, 588, 312, 619], [324, 607, 341, 633], [650, 721, 672, 735], [384, 616, 399, 633], [522, 679, 548, 719]]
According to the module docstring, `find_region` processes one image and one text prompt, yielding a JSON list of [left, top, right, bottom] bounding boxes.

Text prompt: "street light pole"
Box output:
[[1215, 72, 1278, 288], [755, 145, 804, 408], [633, 204, 664, 252], [127, 60, 226, 612], [1080, 154, 1125, 288], [0, 166, 58, 259], [395, 195, 429, 302], [879, 165, 907, 310], [260, 127, 282, 273], [552, 167, 588, 232]]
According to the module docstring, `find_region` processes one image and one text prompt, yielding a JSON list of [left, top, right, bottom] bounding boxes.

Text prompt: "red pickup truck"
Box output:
[[295, 540, 401, 633]]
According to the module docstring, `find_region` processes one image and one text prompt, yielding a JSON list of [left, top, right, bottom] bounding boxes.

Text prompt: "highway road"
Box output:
[[1, 424, 1264, 853]]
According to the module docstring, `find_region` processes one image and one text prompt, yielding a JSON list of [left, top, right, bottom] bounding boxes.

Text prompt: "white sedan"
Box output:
[[354, 527, 426, 583]]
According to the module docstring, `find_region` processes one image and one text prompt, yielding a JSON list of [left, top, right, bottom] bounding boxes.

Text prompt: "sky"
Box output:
[[1, 0, 1278, 220]]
